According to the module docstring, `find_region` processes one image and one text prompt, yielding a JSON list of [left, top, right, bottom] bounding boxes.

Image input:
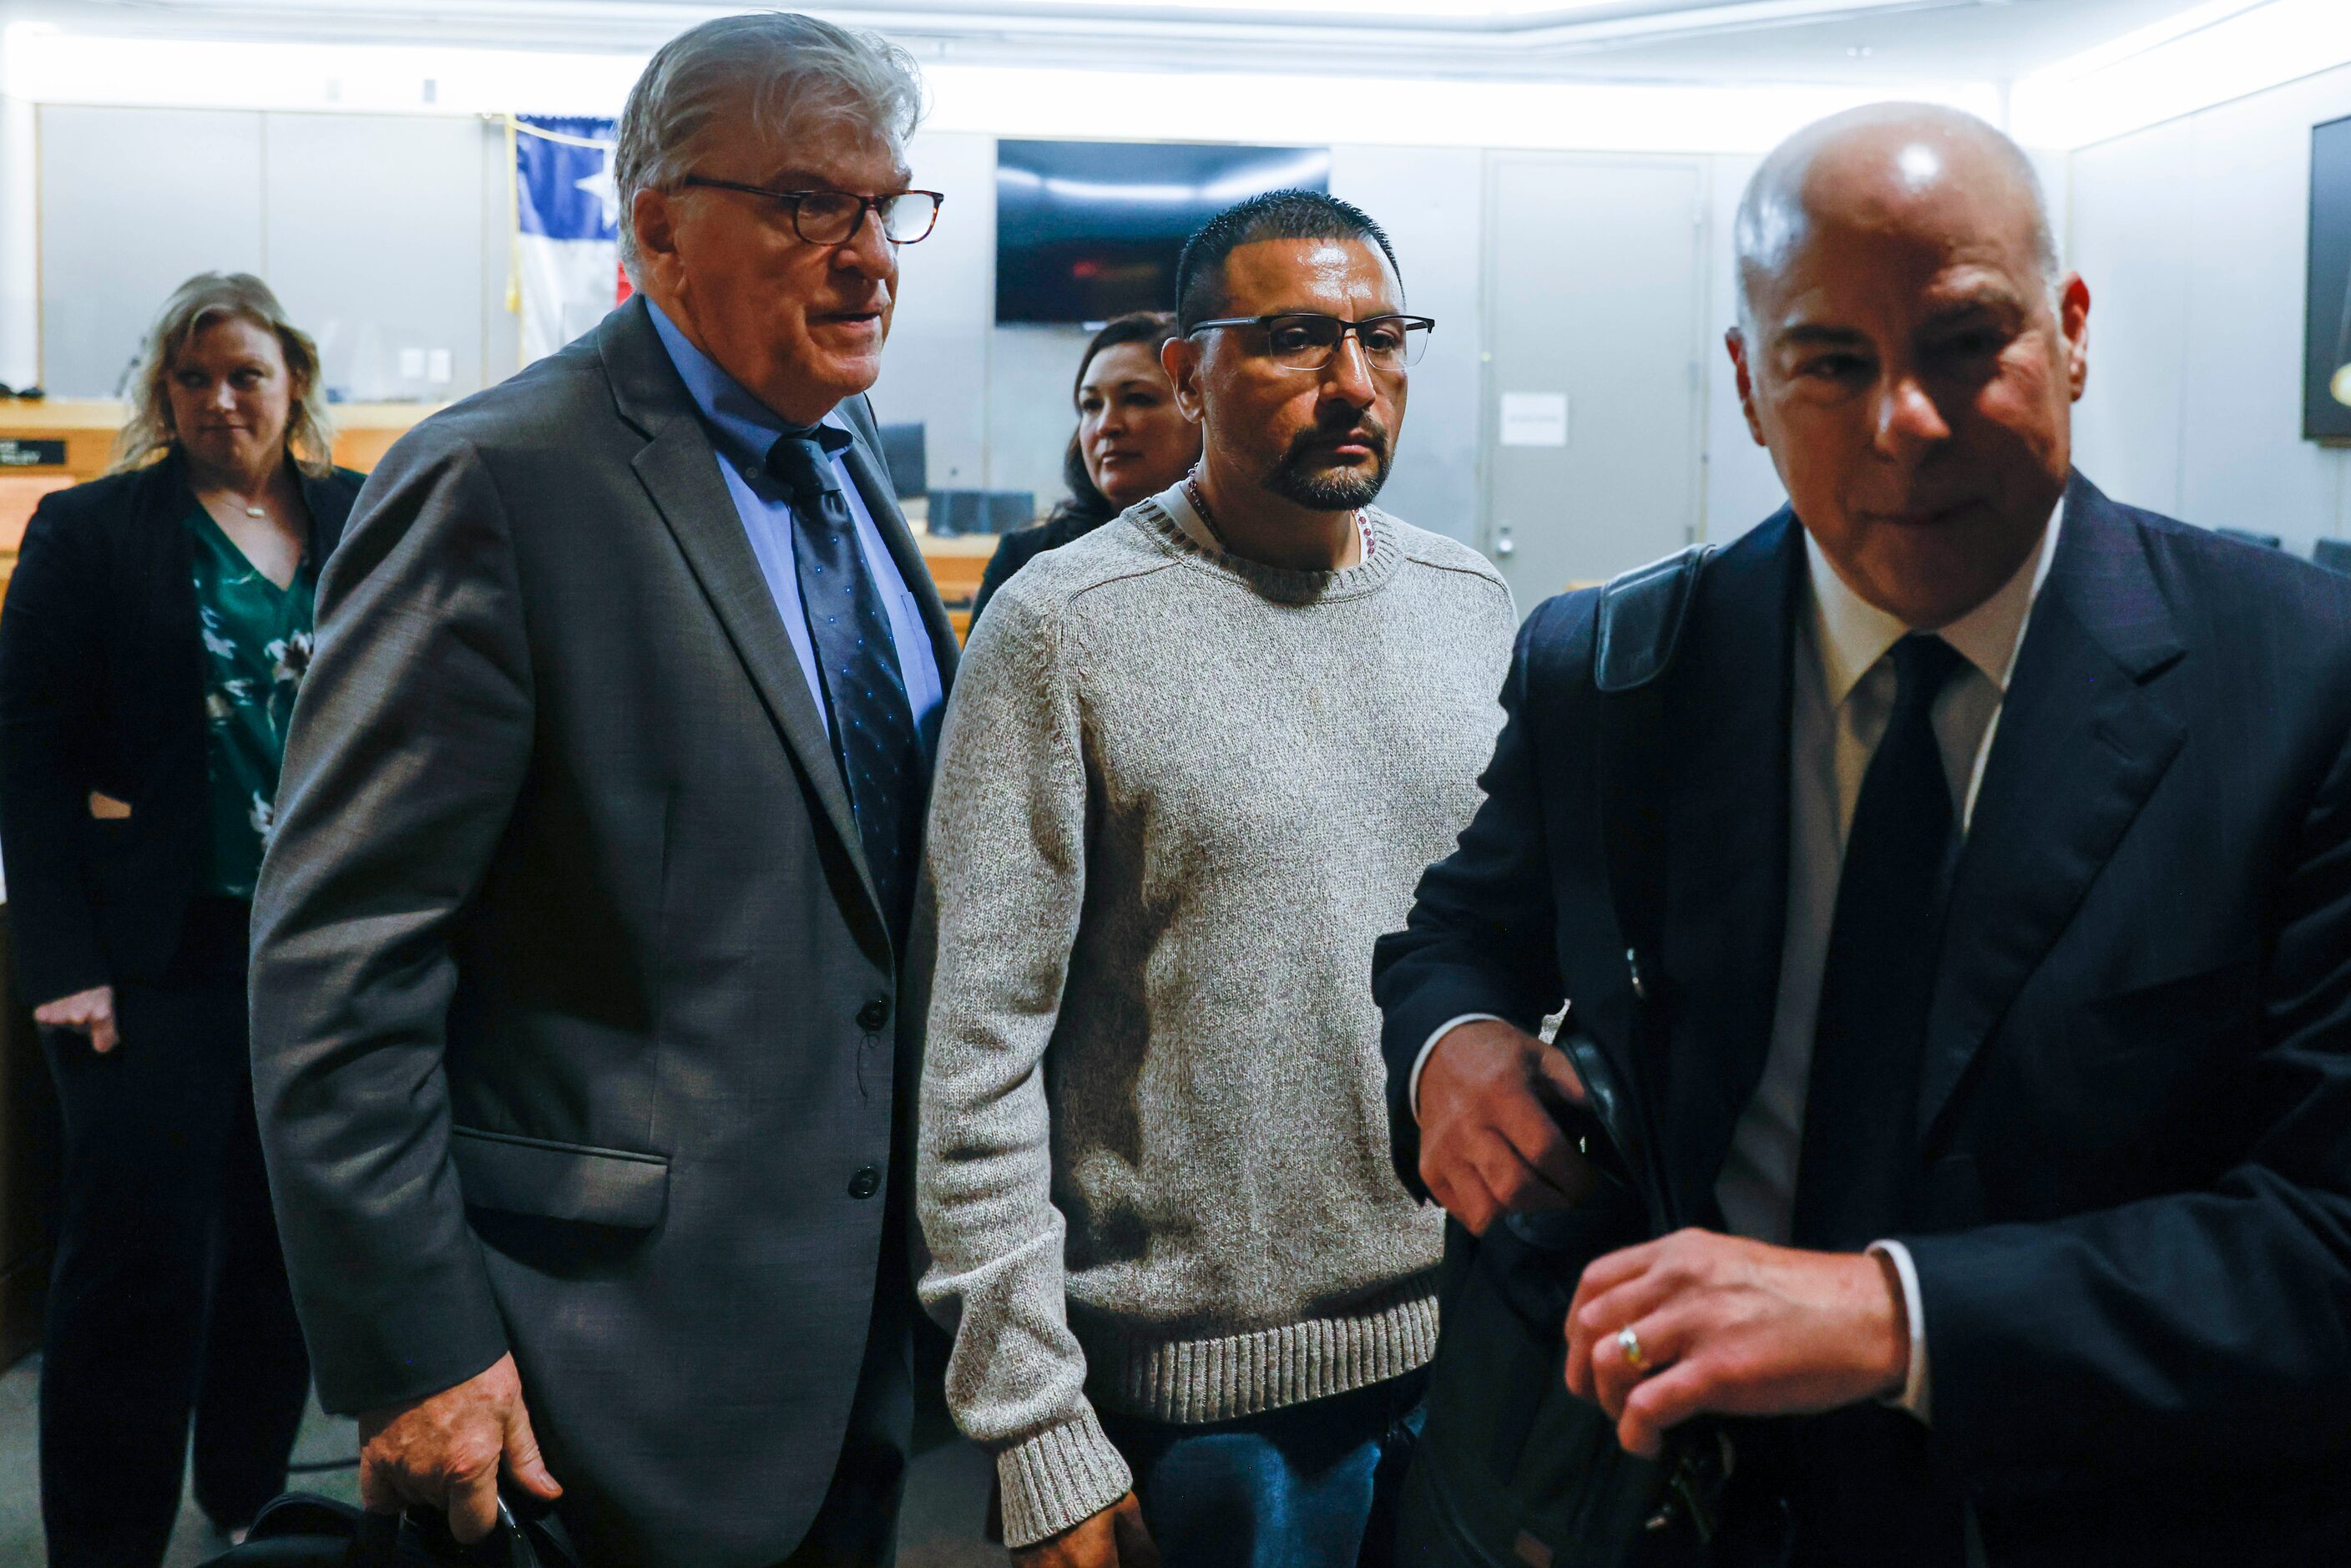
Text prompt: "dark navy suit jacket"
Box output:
[[1376, 474, 2351, 1564]]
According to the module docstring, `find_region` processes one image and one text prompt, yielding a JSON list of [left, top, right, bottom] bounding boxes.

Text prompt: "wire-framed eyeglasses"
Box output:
[[679, 178, 945, 245], [1186, 312, 1434, 372]]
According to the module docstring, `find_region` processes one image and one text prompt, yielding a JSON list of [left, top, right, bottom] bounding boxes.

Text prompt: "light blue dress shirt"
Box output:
[[645, 300, 944, 760]]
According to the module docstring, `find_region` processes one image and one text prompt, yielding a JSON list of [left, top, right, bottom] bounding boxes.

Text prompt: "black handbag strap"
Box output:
[[1591, 543, 1713, 1233]]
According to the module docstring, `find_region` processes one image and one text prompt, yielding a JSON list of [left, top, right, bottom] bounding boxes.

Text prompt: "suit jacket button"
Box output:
[[857, 999, 889, 1032], [847, 1166, 882, 1201]]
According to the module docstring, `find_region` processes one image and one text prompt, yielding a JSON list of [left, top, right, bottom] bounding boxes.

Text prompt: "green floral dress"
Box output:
[[183, 506, 316, 899]]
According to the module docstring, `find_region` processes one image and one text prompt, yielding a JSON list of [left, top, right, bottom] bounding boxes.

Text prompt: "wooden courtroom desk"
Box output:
[[0, 397, 443, 600], [914, 523, 998, 643]]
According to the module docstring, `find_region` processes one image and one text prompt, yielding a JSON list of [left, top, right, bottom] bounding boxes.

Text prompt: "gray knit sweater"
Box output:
[[913, 488, 1516, 1548]]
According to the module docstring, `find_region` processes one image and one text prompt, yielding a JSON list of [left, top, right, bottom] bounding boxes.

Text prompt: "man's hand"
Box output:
[[1563, 1230, 1909, 1458], [1012, 1493, 1160, 1568], [357, 1353, 562, 1544], [1415, 1019, 1593, 1235], [34, 985, 117, 1055]]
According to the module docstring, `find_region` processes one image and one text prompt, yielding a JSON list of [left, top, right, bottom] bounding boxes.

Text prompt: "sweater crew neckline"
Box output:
[[1136, 483, 1403, 604]]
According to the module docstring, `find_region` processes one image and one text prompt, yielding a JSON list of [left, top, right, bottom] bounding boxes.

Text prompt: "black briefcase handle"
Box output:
[[349, 1494, 574, 1568]]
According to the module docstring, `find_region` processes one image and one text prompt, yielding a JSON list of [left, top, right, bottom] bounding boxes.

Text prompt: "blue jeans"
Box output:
[[1100, 1370, 1428, 1568]]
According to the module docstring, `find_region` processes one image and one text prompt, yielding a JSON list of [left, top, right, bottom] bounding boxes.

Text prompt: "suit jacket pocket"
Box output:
[[2075, 956, 2260, 1065], [447, 1125, 670, 1227], [2059, 957, 2261, 1188]]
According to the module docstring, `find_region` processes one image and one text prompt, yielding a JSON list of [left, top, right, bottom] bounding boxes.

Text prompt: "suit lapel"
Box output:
[[596, 300, 877, 914], [1919, 475, 2188, 1145], [1659, 513, 1804, 1222]]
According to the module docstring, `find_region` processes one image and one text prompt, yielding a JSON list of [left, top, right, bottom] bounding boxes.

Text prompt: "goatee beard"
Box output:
[[1267, 422, 1391, 512]]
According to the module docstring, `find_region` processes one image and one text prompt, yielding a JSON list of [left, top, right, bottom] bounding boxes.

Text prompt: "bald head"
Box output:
[[1735, 104, 2059, 332], [1722, 100, 2091, 631]]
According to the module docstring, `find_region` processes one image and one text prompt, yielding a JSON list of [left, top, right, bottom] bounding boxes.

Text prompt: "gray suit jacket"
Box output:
[[250, 296, 958, 1567]]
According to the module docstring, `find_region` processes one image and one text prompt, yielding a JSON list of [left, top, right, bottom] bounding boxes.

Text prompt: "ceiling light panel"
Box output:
[[2014, 0, 2351, 147], [901, 0, 1623, 13]]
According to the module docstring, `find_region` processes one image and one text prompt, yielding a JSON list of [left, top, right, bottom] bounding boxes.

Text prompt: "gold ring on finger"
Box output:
[[1616, 1324, 1651, 1373]]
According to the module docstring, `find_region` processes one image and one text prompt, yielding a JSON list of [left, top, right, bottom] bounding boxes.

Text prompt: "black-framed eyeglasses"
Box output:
[[1186, 312, 1433, 372], [679, 177, 944, 245]]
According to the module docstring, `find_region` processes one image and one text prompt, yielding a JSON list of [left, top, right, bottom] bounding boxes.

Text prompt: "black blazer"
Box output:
[[1375, 475, 2351, 1565], [0, 451, 359, 1004], [249, 297, 959, 1567]]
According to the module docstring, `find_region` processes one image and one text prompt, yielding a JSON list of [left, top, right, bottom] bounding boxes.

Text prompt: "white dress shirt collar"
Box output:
[[1801, 497, 2066, 709]]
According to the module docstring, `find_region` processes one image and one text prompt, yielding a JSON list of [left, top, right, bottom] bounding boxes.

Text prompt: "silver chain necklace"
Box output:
[[1183, 470, 1370, 561]]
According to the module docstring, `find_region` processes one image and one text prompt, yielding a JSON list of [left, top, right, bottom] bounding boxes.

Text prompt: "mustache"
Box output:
[[1283, 413, 1392, 465]]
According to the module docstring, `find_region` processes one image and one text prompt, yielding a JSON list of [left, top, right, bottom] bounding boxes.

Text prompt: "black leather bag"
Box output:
[[1396, 547, 1737, 1568], [200, 1491, 578, 1568]]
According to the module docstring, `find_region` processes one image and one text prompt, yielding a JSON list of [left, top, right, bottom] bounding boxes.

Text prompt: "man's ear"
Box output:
[[1162, 333, 1207, 425], [631, 187, 685, 297], [2059, 272, 2091, 402], [1727, 326, 1767, 447]]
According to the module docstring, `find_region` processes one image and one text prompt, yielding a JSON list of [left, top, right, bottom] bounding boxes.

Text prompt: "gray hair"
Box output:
[[1734, 103, 2063, 334], [614, 11, 925, 280], [111, 271, 335, 478]]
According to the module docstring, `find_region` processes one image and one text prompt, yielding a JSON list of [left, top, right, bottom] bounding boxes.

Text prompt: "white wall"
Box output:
[[1334, 143, 1488, 543], [39, 106, 264, 397], [2068, 63, 2351, 551], [1701, 150, 1792, 539], [875, 134, 1504, 544], [874, 129, 994, 497], [884, 133, 1772, 550], [31, 104, 1788, 559], [0, 17, 37, 392], [36, 104, 511, 405]]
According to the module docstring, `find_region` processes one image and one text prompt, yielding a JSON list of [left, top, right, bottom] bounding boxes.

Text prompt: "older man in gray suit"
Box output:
[[248, 15, 955, 1567]]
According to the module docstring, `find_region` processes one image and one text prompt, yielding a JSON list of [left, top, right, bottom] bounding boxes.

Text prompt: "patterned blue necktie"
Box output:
[[1792, 632, 1966, 1249], [768, 428, 924, 942]]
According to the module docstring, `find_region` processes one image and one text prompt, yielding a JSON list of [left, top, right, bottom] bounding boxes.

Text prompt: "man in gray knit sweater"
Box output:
[[916, 191, 1517, 1568]]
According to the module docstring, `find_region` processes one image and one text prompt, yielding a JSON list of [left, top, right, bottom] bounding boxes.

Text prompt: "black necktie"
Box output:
[[1792, 632, 1966, 1250], [769, 429, 924, 943]]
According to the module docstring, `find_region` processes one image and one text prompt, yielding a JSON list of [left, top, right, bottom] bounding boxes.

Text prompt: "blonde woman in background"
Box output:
[[0, 271, 362, 1567]]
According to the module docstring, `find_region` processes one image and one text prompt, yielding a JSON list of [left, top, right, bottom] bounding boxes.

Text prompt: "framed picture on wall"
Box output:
[[2304, 114, 2351, 443]]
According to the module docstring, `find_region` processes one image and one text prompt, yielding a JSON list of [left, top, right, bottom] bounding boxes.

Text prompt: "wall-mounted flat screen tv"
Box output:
[[2305, 114, 2351, 441], [996, 140, 1332, 325]]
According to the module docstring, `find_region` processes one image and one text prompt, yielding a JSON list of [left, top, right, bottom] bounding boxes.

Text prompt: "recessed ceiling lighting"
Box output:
[[958, 0, 1620, 13], [1848, 43, 1873, 57]]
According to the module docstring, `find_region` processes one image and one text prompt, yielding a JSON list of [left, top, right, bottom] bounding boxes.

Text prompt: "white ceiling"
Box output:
[[11, 0, 2257, 84], [1548, 0, 2237, 83]]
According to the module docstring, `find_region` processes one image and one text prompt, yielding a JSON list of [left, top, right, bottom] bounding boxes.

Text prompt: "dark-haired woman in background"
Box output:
[[969, 311, 1201, 628], [0, 271, 361, 1567]]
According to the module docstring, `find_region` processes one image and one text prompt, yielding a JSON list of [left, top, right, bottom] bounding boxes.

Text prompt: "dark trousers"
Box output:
[[38, 902, 312, 1568], [1101, 1370, 1428, 1568]]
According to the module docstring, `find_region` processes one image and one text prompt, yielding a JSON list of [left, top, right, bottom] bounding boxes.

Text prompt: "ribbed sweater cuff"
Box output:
[[994, 1405, 1135, 1550]]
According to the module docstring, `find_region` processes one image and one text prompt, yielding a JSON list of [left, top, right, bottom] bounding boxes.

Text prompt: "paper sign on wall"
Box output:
[[1499, 392, 1569, 448]]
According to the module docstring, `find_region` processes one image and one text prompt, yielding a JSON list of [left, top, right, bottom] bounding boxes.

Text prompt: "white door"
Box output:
[[1482, 154, 1711, 604]]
